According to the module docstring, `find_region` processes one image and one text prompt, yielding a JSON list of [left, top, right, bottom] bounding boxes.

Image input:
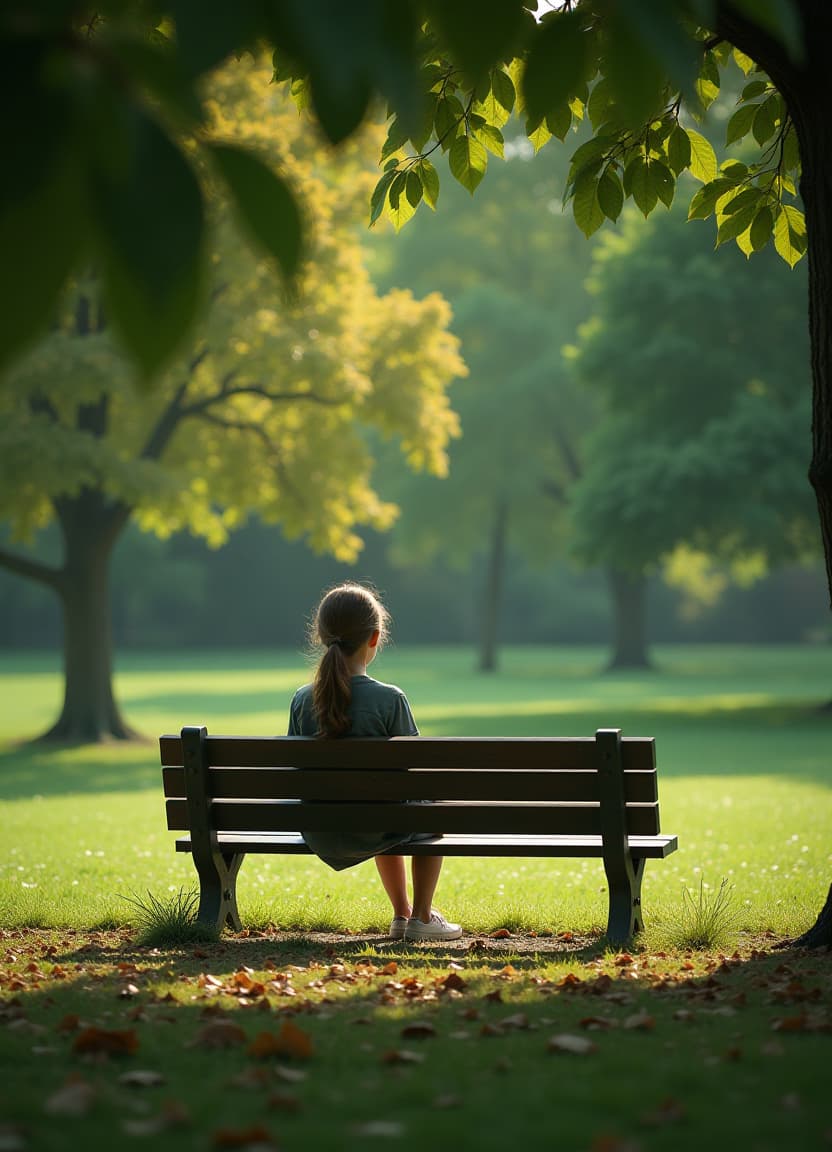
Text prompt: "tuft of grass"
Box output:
[[120, 887, 219, 946], [665, 877, 740, 949]]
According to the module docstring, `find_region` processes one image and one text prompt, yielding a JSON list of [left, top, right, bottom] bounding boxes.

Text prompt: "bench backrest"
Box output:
[[161, 728, 661, 838]]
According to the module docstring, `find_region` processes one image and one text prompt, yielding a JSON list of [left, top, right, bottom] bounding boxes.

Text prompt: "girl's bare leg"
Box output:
[[411, 856, 444, 922], [374, 855, 411, 918]]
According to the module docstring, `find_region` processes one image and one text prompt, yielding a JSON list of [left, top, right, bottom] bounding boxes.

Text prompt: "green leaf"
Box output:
[[435, 95, 465, 149], [720, 187, 763, 216], [651, 160, 675, 208], [666, 124, 691, 175], [572, 172, 605, 237], [726, 102, 758, 145], [587, 77, 611, 130], [526, 116, 552, 154], [418, 159, 440, 210], [733, 47, 756, 74], [94, 104, 206, 378], [474, 122, 505, 158], [423, 0, 530, 84], [173, 0, 260, 76], [209, 143, 303, 281], [688, 178, 734, 220], [0, 150, 87, 375], [546, 104, 573, 141], [604, 7, 666, 127], [716, 203, 758, 246], [370, 168, 398, 225], [628, 156, 658, 217], [752, 95, 779, 145], [388, 171, 417, 231], [523, 10, 590, 122], [741, 79, 769, 100], [686, 128, 718, 183], [381, 117, 410, 161], [749, 205, 774, 252], [405, 169, 423, 209], [597, 168, 624, 222], [449, 135, 488, 193]]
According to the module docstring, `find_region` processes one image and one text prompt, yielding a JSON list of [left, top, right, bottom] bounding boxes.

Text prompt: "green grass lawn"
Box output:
[[1, 644, 831, 1152], [2, 644, 831, 939]]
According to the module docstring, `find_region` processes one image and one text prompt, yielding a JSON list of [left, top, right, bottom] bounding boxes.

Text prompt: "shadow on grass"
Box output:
[[1, 700, 829, 803], [0, 742, 159, 801], [3, 924, 829, 1152]]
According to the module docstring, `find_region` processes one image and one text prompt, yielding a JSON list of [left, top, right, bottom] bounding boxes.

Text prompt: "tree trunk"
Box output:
[[479, 499, 508, 673], [40, 490, 136, 743], [716, 2, 832, 946], [606, 568, 652, 671]]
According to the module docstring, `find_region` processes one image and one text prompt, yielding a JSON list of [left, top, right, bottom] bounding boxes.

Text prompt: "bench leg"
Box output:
[[193, 850, 244, 933], [605, 855, 645, 946]]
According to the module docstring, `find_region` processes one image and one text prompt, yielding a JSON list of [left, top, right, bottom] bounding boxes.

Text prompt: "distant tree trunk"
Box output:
[[40, 489, 136, 743], [606, 568, 652, 671], [716, 1, 832, 946], [479, 499, 508, 673]]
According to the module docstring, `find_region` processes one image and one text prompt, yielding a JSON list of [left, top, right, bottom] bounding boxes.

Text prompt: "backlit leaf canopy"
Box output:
[[3, 1, 805, 379], [0, 60, 464, 562]]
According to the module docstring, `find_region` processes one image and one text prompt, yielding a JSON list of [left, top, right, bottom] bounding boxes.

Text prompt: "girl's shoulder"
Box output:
[[354, 675, 407, 700]]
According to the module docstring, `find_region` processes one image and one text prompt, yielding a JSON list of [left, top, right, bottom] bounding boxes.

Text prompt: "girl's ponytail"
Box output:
[[312, 642, 353, 738], [310, 583, 390, 739]]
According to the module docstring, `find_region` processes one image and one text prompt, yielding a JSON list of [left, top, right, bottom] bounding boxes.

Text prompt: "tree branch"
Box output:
[[179, 384, 341, 418], [139, 348, 210, 462], [0, 545, 63, 592]]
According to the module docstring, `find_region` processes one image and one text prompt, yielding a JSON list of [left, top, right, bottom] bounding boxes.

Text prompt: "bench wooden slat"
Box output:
[[159, 734, 656, 772], [165, 797, 662, 836], [162, 765, 659, 803], [173, 831, 679, 860]]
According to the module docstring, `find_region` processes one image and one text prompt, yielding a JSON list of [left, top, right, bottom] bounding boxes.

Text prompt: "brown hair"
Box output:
[[310, 583, 390, 738]]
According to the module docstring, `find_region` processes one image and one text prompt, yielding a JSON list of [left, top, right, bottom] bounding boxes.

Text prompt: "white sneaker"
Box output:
[[404, 911, 462, 941], [389, 916, 408, 939]]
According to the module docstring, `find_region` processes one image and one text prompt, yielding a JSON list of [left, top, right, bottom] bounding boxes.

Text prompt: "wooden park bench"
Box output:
[[160, 726, 677, 946]]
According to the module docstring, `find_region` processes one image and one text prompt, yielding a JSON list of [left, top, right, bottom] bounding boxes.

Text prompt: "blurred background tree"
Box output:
[[0, 58, 464, 742], [568, 201, 817, 667]]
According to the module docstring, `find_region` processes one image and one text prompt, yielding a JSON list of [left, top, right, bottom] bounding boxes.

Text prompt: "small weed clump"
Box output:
[[120, 888, 218, 946], [667, 877, 739, 949]]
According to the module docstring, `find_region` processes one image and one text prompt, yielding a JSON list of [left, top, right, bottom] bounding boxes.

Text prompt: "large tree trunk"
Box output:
[[605, 568, 652, 671], [40, 489, 136, 743], [479, 499, 508, 673], [716, 2, 832, 946]]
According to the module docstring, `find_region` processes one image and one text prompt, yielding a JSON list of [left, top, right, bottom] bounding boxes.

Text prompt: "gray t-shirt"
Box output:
[[287, 674, 418, 739], [287, 675, 433, 871]]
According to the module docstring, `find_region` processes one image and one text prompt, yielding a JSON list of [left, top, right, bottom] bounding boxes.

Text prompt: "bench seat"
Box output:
[[160, 726, 678, 944]]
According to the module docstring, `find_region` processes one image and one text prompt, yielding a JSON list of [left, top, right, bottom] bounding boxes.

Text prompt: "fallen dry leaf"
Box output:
[[274, 1064, 307, 1084], [401, 1022, 437, 1040], [213, 1125, 276, 1148], [0, 1123, 25, 1151], [192, 1020, 247, 1049], [44, 1077, 96, 1116], [641, 1097, 686, 1127], [614, 953, 634, 967], [382, 1049, 425, 1065], [266, 1091, 302, 1113], [248, 1019, 314, 1060], [118, 1069, 165, 1088], [547, 1034, 597, 1055], [122, 1100, 190, 1137], [354, 1121, 405, 1137], [379, 962, 398, 976], [623, 1012, 655, 1032], [489, 929, 512, 939], [72, 1026, 139, 1057], [438, 972, 467, 992], [500, 1013, 531, 1031]]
